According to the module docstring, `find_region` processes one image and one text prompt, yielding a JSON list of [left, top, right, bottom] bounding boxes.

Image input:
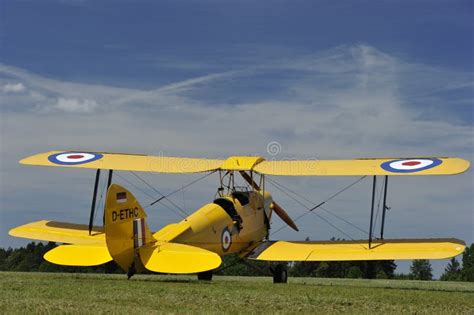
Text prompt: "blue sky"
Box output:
[[3, 1, 473, 80], [1, 0, 473, 277]]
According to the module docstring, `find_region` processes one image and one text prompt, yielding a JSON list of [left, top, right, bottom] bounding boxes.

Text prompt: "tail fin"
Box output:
[[105, 184, 155, 272]]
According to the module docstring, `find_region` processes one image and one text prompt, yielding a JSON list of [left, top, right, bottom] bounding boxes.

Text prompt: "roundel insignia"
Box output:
[[221, 227, 232, 252], [381, 158, 442, 173], [48, 152, 103, 165]]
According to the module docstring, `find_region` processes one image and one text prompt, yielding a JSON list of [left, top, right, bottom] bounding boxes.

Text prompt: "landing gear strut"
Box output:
[[197, 270, 213, 281], [271, 264, 288, 284], [127, 262, 136, 280]]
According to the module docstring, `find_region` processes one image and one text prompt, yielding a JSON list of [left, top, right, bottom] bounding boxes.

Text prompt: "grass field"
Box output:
[[1, 272, 473, 314]]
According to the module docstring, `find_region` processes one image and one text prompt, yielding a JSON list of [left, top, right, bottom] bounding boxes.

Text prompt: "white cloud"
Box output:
[[2, 83, 26, 93], [52, 98, 98, 113]]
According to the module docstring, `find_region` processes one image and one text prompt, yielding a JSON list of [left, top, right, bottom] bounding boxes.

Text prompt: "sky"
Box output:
[[0, 0, 473, 277]]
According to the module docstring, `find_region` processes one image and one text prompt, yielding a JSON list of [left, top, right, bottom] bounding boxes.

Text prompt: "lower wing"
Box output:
[[8, 220, 105, 245], [247, 239, 465, 261]]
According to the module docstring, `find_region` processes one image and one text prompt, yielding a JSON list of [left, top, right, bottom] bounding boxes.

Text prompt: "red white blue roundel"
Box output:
[[381, 158, 442, 173], [221, 227, 232, 252], [48, 152, 103, 165]]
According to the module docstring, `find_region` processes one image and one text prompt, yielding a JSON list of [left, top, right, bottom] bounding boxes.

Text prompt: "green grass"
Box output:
[[1, 272, 473, 314]]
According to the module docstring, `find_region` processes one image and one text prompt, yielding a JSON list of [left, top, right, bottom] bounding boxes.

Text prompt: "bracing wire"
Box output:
[[268, 178, 357, 241], [130, 171, 188, 216], [267, 176, 368, 234], [149, 170, 216, 206], [92, 176, 108, 225], [182, 186, 187, 213], [267, 180, 347, 238], [319, 205, 370, 236], [267, 176, 366, 211], [114, 170, 216, 220], [114, 172, 187, 219], [114, 172, 161, 201], [268, 176, 368, 239], [310, 211, 358, 241]]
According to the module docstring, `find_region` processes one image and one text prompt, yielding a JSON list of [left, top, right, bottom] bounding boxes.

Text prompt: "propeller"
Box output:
[[271, 202, 299, 232], [239, 171, 299, 231]]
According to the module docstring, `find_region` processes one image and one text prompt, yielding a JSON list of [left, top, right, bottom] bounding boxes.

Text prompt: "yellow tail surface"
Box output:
[[44, 244, 112, 266], [105, 184, 222, 274], [104, 184, 155, 272], [139, 242, 222, 274], [9, 220, 105, 245]]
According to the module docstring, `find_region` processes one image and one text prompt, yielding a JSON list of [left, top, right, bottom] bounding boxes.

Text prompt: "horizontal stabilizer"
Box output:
[[44, 245, 112, 266], [152, 223, 191, 242], [248, 238, 465, 261], [9, 220, 105, 245], [140, 242, 222, 274]]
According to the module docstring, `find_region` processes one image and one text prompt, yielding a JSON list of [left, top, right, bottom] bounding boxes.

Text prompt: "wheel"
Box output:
[[272, 264, 288, 284], [197, 270, 213, 281]]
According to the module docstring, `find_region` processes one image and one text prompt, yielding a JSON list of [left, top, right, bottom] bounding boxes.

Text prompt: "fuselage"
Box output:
[[153, 190, 273, 256]]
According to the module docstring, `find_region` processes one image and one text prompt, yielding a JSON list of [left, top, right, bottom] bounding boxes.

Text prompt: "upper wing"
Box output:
[[253, 157, 470, 176], [20, 151, 223, 173], [19, 151, 469, 176], [9, 220, 105, 245], [247, 239, 466, 261]]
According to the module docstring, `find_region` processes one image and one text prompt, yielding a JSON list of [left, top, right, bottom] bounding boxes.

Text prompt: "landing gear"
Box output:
[[197, 270, 213, 281], [127, 263, 136, 280], [271, 264, 288, 284]]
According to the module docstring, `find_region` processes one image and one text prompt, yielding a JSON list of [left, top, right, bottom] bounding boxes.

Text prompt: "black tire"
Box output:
[[272, 264, 288, 284], [197, 270, 213, 281]]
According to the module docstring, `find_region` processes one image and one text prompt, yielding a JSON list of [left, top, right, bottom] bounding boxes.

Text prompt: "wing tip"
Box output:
[[18, 151, 56, 165], [8, 227, 19, 237], [19, 154, 33, 165], [443, 158, 471, 175], [18, 157, 31, 165], [457, 158, 471, 174]]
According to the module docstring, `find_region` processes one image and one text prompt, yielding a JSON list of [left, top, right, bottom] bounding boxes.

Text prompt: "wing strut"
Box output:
[[102, 169, 114, 226], [368, 175, 390, 247], [88, 169, 101, 235], [380, 175, 389, 239], [107, 170, 113, 188], [368, 176, 376, 248]]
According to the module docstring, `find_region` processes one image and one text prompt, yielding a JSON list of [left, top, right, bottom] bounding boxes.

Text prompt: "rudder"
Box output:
[[104, 184, 155, 273]]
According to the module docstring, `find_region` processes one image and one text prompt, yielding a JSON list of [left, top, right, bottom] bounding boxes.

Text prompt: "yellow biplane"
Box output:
[[9, 151, 470, 283]]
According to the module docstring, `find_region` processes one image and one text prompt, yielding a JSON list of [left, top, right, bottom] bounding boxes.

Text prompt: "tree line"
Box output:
[[1, 242, 472, 281]]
